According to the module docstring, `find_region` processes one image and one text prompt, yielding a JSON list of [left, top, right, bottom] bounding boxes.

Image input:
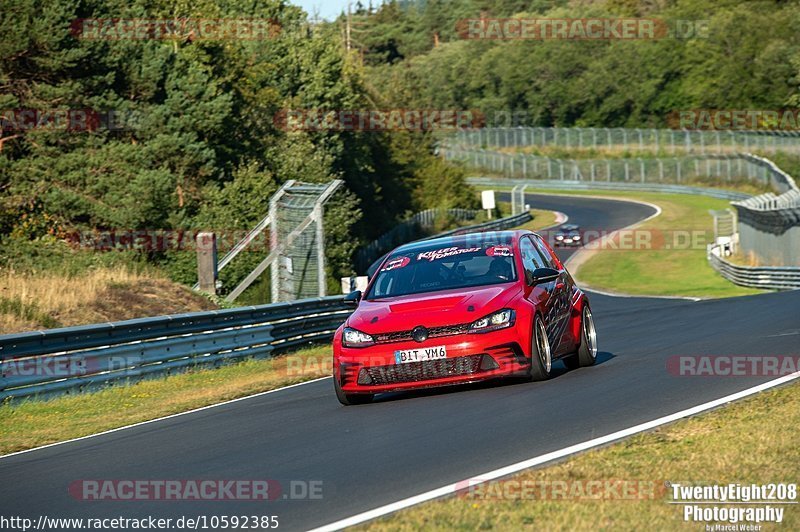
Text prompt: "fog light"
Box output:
[[479, 355, 500, 371], [357, 368, 374, 385]]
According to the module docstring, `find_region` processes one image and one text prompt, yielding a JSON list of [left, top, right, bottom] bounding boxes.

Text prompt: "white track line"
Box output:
[[309, 372, 800, 532], [529, 211, 568, 233], [0, 376, 331, 460]]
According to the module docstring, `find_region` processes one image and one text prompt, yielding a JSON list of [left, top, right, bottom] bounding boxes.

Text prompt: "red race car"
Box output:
[[333, 230, 597, 405]]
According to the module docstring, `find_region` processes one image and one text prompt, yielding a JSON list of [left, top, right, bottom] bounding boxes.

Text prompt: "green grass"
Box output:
[[554, 190, 761, 298], [0, 345, 333, 455], [0, 296, 62, 329], [361, 380, 800, 531], [518, 209, 559, 232], [487, 187, 763, 299]]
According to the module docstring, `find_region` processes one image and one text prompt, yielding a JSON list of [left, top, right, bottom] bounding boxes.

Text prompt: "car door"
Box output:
[[519, 236, 559, 348], [530, 234, 573, 355]]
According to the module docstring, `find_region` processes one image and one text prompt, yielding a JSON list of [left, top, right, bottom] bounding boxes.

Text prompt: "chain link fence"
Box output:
[[271, 183, 331, 302], [443, 145, 780, 189], [443, 127, 800, 273], [452, 127, 800, 154]]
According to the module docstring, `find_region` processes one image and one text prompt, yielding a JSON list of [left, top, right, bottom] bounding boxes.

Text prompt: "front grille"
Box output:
[[358, 354, 488, 385], [373, 323, 470, 344]]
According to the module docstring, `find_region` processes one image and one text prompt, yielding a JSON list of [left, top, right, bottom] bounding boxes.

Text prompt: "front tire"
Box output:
[[334, 376, 373, 405], [528, 315, 552, 381]]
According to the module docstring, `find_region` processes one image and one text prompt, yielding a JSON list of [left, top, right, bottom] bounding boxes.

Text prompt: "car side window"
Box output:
[[519, 236, 544, 272], [531, 235, 557, 269]]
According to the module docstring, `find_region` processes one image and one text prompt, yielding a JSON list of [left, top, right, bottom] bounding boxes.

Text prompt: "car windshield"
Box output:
[[366, 242, 517, 299]]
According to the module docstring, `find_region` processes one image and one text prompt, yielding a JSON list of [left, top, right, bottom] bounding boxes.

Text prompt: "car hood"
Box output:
[[348, 284, 518, 333]]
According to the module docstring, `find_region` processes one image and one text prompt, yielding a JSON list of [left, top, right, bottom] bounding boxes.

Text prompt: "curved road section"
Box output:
[[1, 194, 798, 531]]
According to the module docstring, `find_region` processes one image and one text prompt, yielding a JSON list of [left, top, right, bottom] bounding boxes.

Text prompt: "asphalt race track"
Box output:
[[1, 194, 798, 531]]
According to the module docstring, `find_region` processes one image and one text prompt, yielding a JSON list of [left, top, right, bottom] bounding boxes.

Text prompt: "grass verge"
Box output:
[[0, 266, 217, 334], [518, 209, 559, 232], [552, 190, 761, 298], [0, 345, 332, 455], [486, 187, 762, 298], [361, 380, 800, 531]]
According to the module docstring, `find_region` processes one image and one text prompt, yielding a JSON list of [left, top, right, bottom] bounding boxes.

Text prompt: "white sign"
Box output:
[[340, 276, 369, 294], [481, 190, 496, 210]]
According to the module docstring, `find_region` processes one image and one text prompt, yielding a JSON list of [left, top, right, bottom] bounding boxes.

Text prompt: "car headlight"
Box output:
[[342, 327, 374, 348], [573, 235, 581, 240], [469, 309, 515, 333], [555, 235, 564, 240]]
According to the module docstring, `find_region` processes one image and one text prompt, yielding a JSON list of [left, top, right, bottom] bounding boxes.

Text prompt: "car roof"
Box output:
[[391, 230, 522, 254], [560, 224, 580, 230]]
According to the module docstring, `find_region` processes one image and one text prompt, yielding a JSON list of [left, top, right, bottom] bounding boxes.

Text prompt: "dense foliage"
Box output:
[[2, 0, 799, 303], [353, 0, 800, 127], [0, 0, 474, 300]]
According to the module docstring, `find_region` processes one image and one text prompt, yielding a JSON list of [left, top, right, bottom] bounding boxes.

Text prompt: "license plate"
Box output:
[[395, 345, 447, 364]]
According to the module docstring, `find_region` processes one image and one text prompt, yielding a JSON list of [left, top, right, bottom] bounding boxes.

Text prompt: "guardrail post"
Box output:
[[196, 232, 218, 295]]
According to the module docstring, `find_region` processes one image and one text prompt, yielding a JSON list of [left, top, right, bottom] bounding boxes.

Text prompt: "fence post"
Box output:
[[314, 203, 327, 297], [511, 185, 519, 215], [196, 232, 218, 295]]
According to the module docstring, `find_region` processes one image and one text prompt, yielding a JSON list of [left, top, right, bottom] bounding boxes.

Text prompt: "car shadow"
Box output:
[[371, 351, 616, 404]]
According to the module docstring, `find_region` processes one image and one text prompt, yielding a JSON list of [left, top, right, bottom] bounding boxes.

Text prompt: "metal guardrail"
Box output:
[[729, 155, 800, 267], [0, 297, 352, 401], [431, 211, 532, 237], [0, 208, 532, 401], [708, 244, 800, 290]]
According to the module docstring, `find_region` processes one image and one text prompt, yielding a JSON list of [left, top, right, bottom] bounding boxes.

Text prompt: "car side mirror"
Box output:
[[526, 267, 560, 286], [344, 290, 362, 306]]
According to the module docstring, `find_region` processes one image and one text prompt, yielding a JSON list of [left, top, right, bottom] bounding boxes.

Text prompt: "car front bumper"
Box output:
[[333, 326, 531, 394]]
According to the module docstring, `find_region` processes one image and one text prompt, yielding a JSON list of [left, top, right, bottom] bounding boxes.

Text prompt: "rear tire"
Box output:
[[564, 306, 598, 369], [528, 315, 552, 381], [334, 376, 373, 405]]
